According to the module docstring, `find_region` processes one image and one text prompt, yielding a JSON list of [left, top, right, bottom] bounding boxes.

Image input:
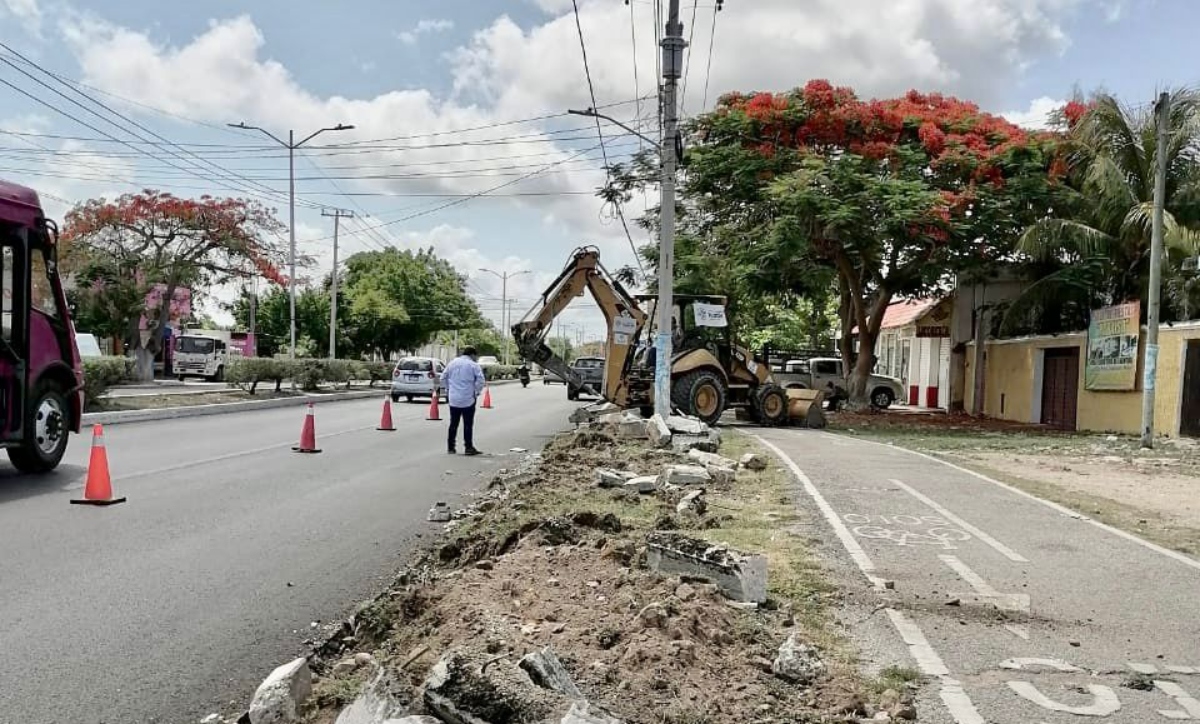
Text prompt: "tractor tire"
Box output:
[[671, 369, 726, 426], [752, 384, 790, 427], [7, 379, 70, 474]]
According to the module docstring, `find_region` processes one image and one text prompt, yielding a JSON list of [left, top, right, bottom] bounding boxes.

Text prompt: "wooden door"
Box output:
[[1180, 340, 1200, 437], [1041, 347, 1080, 430]]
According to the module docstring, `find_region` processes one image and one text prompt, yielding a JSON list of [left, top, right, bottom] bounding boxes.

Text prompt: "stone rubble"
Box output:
[[248, 658, 312, 724], [657, 464, 711, 487], [739, 452, 769, 471], [771, 633, 826, 685], [675, 489, 706, 515], [623, 476, 658, 494], [646, 532, 768, 603], [594, 468, 637, 488], [426, 502, 451, 523], [665, 415, 707, 435], [646, 414, 673, 448]]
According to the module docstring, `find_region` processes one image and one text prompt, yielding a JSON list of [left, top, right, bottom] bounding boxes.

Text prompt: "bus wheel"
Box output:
[[8, 381, 69, 474]]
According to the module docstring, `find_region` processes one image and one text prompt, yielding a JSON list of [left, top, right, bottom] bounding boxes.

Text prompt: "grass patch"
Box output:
[[871, 664, 923, 695]]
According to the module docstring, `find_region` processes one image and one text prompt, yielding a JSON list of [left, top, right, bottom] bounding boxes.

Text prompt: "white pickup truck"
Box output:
[[773, 357, 904, 409]]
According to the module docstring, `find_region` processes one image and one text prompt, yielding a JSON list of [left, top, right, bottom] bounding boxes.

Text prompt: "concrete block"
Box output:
[[686, 449, 737, 469], [675, 489, 706, 514], [706, 465, 736, 486], [772, 633, 825, 684], [646, 533, 768, 603], [519, 648, 583, 699], [617, 418, 650, 439], [739, 453, 768, 471], [658, 464, 711, 487], [595, 468, 637, 488], [646, 414, 672, 448], [249, 658, 312, 724], [671, 429, 721, 454], [666, 415, 707, 435], [624, 476, 657, 494]]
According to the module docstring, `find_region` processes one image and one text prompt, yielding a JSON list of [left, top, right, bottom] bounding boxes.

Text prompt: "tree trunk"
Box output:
[[133, 347, 155, 382], [844, 289, 893, 409]]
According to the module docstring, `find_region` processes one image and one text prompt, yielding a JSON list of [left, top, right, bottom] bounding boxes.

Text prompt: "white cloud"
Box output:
[[1002, 96, 1065, 129], [1, 0, 42, 34], [396, 18, 454, 45]]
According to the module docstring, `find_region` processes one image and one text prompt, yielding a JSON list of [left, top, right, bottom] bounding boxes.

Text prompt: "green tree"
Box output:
[[1008, 90, 1200, 330]]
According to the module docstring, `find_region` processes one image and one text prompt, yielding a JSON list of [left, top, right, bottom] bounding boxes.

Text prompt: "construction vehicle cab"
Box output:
[[512, 247, 790, 426], [0, 180, 84, 473]]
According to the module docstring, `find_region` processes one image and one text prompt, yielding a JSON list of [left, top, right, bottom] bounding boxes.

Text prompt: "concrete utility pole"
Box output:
[[479, 268, 530, 365], [1142, 91, 1171, 448], [655, 0, 687, 418], [321, 208, 354, 359], [228, 121, 355, 360]]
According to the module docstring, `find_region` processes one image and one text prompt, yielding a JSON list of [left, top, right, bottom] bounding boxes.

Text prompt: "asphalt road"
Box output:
[[0, 384, 574, 724], [755, 427, 1200, 724]]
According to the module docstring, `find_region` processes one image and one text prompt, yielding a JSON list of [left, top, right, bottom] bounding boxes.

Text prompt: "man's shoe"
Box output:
[[447, 448, 456, 455], [464, 448, 482, 457]]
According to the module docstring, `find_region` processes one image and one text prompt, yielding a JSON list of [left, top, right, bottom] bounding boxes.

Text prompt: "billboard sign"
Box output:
[[1085, 302, 1140, 391]]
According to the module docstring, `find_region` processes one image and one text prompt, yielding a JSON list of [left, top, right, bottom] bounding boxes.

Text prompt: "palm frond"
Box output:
[[1017, 218, 1114, 260]]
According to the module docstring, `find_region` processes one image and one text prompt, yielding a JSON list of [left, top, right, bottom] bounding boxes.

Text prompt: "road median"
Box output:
[[198, 412, 917, 723]]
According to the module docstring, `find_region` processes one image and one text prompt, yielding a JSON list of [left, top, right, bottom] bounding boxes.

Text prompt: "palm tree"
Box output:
[[1005, 89, 1200, 333]]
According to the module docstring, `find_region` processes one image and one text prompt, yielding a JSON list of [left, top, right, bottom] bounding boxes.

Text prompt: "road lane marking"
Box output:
[[1007, 681, 1121, 716], [1131, 662, 1160, 674], [1000, 658, 1082, 672], [754, 435, 885, 589], [831, 433, 1200, 573], [755, 433, 988, 724], [939, 555, 1031, 640], [1155, 681, 1200, 719], [891, 478, 1028, 562], [886, 608, 987, 724]]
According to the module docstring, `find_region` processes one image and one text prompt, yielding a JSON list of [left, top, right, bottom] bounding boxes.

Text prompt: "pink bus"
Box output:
[[0, 180, 83, 472]]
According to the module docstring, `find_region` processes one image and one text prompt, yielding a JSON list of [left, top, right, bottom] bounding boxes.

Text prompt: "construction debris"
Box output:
[[427, 502, 452, 523], [657, 464, 711, 487], [772, 633, 826, 685], [686, 449, 737, 469], [623, 476, 658, 494], [646, 532, 768, 603], [675, 489, 706, 515], [671, 429, 722, 454], [739, 453, 768, 471], [646, 414, 673, 448], [248, 658, 311, 724], [594, 468, 637, 488], [666, 415, 707, 435], [519, 648, 584, 699]]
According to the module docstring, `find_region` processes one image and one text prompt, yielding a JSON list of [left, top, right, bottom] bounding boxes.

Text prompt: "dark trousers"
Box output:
[[448, 404, 476, 450]]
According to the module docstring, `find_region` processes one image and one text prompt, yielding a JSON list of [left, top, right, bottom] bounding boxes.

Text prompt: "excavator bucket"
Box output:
[[786, 388, 828, 429]]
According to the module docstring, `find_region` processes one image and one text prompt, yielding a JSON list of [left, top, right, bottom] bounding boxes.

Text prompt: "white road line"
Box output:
[[833, 433, 1200, 573], [754, 435, 886, 590], [755, 433, 988, 724], [891, 478, 1028, 562], [940, 555, 1031, 640], [887, 608, 987, 724], [1155, 680, 1200, 718]]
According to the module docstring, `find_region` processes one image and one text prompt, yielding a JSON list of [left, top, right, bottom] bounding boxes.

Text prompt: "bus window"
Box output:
[[1, 245, 11, 343], [29, 252, 58, 319]]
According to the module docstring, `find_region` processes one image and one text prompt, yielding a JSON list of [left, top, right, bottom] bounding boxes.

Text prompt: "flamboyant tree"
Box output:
[[612, 81, 1064, 404], [64, 190, 288, 380]]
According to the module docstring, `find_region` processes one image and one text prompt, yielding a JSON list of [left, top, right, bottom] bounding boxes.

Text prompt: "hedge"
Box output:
[[226, 357, 396, 394], [82, 356, 136, 406], [482, 364, 519, 381]]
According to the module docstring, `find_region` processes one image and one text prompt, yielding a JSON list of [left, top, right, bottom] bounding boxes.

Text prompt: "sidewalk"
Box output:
[[752, 426, 1200, 724]]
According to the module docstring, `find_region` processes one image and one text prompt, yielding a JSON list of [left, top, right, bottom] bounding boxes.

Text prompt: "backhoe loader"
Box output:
[[511, 247, 797, 426]]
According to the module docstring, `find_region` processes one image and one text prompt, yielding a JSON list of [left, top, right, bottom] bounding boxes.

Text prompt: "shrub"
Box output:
[[365, 361, 393, 386], [82, 356, 134, 408], [293, 359, 327, 391], [483, 364, 518, 381], [226, 357, 291, 394]]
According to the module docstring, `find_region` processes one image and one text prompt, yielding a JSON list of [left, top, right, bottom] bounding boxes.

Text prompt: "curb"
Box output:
[[82, 378, 521, 427]]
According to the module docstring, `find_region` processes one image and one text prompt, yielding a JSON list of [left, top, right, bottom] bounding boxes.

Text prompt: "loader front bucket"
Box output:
[[787, 388, 828, 429]]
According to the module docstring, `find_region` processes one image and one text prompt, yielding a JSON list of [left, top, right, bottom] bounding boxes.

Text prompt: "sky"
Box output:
[[0, 0, 1194, 340]]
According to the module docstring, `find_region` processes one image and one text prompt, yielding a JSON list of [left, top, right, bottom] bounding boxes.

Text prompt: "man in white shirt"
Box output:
[[441, 346, 486, 455]]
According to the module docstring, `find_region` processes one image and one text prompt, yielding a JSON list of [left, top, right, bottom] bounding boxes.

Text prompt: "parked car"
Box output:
[[543, 367, 566, 385], [567, 356, 605, 401], [477, 355, 500, 368], [774, 357, 904, 409], [391, 357, 447, 403]]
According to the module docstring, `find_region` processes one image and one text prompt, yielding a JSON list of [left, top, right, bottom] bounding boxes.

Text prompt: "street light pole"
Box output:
[[321, 208, 354, 359], [655, 0, 686, 418], [479, 268, 530, 365], [227, 121, 355, 361], [1142, 91, 1171, 448]]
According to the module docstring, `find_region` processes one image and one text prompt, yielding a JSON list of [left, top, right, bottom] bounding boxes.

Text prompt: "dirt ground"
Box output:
[[830, 409, 1200, 556], [295, 425, 916, 724]]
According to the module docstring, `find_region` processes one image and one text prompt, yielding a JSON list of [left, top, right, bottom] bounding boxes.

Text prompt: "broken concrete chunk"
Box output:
[[686, 449, 737, 468], [646, 414, 673, 448], [617, 418, 650, 439], [334, 669, 407, 724], [646, 532, 768, 603], [706, 465, 736, 486], [666, 415, 707, 435], [675, 489, 706, 514], [771, 633, 825, 684], [384, 718, 441, 724], [671, 429, 722, 453], [637, 603, 669, 629], [248, 658, 312, 724], [427, 502, 451, 523], [623, 476, 658, 494], [739, 452, 768, 471], [519, 648, 584, 699], [658, 464, 711, 487], [570, 402, 620, 424], [595, 468, 637, 488]]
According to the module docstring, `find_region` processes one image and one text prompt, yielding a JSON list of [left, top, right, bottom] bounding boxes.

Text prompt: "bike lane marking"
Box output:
[[755, 433, 988, 724], [891, 478, 1028, 562]]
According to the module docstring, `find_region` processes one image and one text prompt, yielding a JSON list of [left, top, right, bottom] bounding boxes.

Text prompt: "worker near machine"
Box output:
[[443, 346, 486, 456]]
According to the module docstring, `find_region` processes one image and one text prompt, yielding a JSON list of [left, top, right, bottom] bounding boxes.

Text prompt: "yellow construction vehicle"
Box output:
[[511, 247, 794, 426]]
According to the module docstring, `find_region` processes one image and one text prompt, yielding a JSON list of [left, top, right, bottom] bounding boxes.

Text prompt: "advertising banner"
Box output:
[[1085, 302, 1140, 391]]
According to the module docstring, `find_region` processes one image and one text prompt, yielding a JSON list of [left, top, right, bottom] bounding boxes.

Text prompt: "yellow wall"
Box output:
[[964, 324, 1200, 435]]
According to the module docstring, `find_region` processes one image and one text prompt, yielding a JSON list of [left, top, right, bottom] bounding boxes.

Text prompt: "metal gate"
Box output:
[[1180, 340, 1200, 437], [1041, 347, 1080, 430]]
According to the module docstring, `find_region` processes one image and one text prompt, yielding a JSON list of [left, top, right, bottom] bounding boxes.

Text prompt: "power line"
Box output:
[[701, 2, 720, 111], [679, 0, 700, 114]]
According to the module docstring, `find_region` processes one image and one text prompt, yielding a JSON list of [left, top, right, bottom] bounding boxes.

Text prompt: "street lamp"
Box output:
[[478, 268, 530, 365], [228, 121, 355, 361]]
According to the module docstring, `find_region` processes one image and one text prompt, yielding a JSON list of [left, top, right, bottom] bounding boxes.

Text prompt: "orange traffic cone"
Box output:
[[71, 424, 126, 506], [293, 402, 322, 453], [377, 397, 396, 431], [427, 393, 442, 421], [481, 386, 493, 409]]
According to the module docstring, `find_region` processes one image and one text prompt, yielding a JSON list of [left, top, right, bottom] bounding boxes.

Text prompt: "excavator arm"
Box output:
[[512, 247, 648, 406]]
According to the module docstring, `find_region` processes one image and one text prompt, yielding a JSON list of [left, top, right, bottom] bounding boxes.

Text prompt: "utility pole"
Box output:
[[479, 268, 530, 365], [1142, 91, 1171, 448], [228, 121, 355, 361], [655, 0, 686, 418], [249, 276, 257, 356], [322, 208, 354, 359]]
